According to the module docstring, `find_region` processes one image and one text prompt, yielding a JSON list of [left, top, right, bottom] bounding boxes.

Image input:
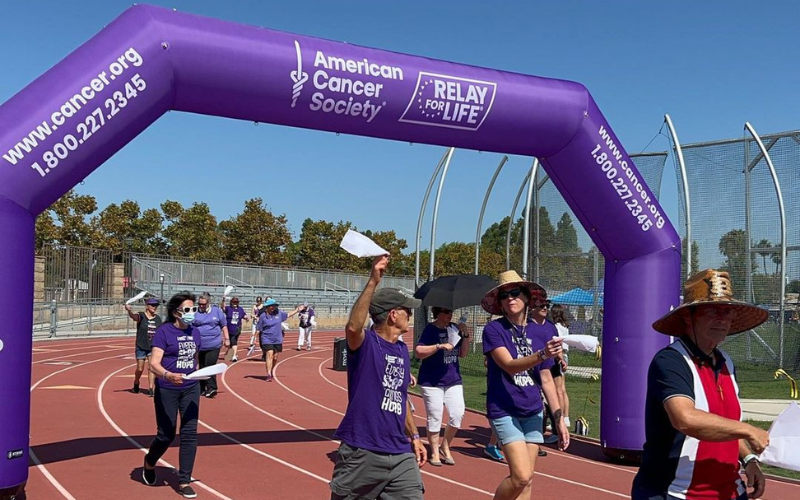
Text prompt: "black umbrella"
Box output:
[[414, 274, 498, 310]]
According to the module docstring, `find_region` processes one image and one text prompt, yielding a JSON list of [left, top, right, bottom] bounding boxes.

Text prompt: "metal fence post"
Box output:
[[49, 300, 57, 338]]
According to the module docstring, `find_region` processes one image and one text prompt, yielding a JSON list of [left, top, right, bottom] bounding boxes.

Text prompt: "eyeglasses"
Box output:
[[180, 306, 198, 314], [498, 288, 523, 301], [533, 302, 550, 309]]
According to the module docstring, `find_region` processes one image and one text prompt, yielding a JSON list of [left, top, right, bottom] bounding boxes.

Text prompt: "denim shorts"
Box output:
[[490, 412, 544, 445], [135, 347, 151, 360]]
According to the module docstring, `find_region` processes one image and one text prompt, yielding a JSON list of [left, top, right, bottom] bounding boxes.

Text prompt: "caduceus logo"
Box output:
[[290, 40, 309, 108]]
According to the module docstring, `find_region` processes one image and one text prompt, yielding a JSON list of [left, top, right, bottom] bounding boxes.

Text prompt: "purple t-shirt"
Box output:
[[527, 318, 559, 384], [417, 322, 462, 387], [482, 317, 554, 419], [333, 329, 411, 454], [193, 305, 226, 350], [224, 305, 247, 335], [298, 308, 315, 328], [257, 310, 288, 344], [151, 322, 202, 390]]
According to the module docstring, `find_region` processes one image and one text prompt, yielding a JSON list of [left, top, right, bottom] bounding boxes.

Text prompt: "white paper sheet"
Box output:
[[281, 322, 290, 331], [339, 229, 389, 258], [223, 285, 235, 298], [759, 401, 800, 471], [562, 335, 599, 353], [183, 363, 228, 381], [125, 290, 148, 305], [447, 325, 461, 348]]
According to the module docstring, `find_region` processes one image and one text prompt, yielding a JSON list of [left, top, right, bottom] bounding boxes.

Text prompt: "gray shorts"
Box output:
[[329, 442, 424, 500]]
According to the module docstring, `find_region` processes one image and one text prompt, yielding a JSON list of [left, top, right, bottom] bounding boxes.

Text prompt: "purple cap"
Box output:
[[145, 298, 160, 305]]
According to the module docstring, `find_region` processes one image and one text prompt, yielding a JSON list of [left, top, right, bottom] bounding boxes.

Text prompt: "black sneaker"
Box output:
[[178, 485, 197, 498], [142, 458, 156, 485], [133, 382, 140, 394], [146, 389, 154, 398], [538, 448, 548, 457], [205, 389, 217, 398]]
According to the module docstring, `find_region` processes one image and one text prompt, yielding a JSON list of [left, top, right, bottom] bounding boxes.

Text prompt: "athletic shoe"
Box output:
[[205, 389, 217, 398], [266, 375, 273, 382], [142, 458, 156, 485], [538, 448, 548, 457], [484, 444, 504, 461], [231, 357, 238, 363], [306, 345, 311, 351], [247, 344, 255, 356], [145, 389, 153, 398], [178, 485, 197, 498], [133, 382, 140, 394], [544, 434, 559, 444], [296, 347, 302, 351]]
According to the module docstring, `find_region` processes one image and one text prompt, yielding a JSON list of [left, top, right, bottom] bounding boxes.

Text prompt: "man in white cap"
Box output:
[[632, 270, 770, 500]]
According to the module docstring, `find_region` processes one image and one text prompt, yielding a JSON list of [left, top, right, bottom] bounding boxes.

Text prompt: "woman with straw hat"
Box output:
[[481, 270, 568, 500], [632, 270, 770, 500]]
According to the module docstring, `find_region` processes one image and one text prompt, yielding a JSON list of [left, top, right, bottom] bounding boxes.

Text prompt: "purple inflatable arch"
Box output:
[[0, 4, 681, 492]]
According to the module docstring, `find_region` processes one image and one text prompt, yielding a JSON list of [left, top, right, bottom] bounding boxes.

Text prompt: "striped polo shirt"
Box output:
[[632, 337, 745, 500]]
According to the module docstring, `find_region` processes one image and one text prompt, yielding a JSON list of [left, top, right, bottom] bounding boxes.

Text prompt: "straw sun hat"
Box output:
[[652, 269, 768, 336], [481, 270, 546, 315]]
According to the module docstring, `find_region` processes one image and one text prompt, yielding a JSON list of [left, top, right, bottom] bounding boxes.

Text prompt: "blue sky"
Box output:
[[2, 1, 797, 256]]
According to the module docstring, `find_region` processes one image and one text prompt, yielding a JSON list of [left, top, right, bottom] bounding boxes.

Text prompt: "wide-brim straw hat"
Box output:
[[652, 269, 768, 336], [481, 270, 546, 315]]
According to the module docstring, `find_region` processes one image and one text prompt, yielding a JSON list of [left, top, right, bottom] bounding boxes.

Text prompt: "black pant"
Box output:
[[198, 348, 221, 393], [145, 383, 200, 484]]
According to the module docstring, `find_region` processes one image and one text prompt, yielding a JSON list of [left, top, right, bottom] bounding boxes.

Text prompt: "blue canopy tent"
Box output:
[[550, 287, 604, 307]]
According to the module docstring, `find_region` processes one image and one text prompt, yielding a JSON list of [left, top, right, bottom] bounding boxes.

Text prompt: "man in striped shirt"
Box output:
[[632, 270, 770, 500]]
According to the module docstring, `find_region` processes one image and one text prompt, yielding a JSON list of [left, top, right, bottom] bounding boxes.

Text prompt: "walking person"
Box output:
[[480, 270, 568, 500], [330, 254, 426, 499], [256, 298, 302, 381], [415, 306, 469, 467], [193, 292, 229, 398], [296, 302, 316, 351], [142, 291, 201, 499], [220, 296, 248, 362], [632, 270, 770, 500], [247, 296, 264, 358], [125, 297, 162, 396], [527, 296, 562, 447]]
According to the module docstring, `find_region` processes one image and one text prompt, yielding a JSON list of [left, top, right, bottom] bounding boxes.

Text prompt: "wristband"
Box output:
[[162, 371, 169, 380], [741, 453, 759, 466], [538, 349, 550, 361], [411, 433, 420, 441]]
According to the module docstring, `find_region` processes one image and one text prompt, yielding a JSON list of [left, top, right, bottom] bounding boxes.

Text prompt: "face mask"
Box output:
[[181, 312, 196, 324]]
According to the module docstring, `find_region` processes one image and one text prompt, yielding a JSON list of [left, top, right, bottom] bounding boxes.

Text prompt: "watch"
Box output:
[[741, 453, 759, 467]]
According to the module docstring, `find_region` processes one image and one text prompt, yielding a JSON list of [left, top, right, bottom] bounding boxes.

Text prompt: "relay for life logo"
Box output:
[[399, 72, 496, 131]]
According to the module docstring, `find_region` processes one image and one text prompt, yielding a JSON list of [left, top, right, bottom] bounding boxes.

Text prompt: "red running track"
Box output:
[[24, 332, 798, 499]]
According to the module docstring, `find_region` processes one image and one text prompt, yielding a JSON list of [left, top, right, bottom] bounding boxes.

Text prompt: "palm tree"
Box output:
[[754, 239, 772, 275]]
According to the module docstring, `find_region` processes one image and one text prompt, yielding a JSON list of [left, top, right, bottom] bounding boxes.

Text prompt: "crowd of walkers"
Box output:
[[127, 263, 770, 500]]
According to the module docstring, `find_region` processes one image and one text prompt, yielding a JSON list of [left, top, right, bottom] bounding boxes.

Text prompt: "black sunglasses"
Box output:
[[498, 288, 523, 301], [533, 302, 550, 309], [180, 306, 198, 313]]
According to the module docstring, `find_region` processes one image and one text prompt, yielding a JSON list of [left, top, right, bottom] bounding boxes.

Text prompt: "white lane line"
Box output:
[[29, 352, 127, 499], [283, 351, 629, 498], [97, 364, 234, 500], [33, 346, 128, 365]]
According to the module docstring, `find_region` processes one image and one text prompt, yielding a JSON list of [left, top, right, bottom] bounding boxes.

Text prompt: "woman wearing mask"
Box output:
[[193, 292, 229, 398], [142, 291, 201, 499], [481, 271, 568, 500]]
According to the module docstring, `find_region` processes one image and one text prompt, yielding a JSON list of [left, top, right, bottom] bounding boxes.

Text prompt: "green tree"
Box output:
[[681, 239, 700, 278], [364, 229, 413, 276], [481, 216, 523, 254], [161, 200, 222, 261], [537, 207, 557, 252], [293, 218, 360, 271], [218, 198, 292, 266], [753, 239, 773, 276], [554, 212, 579, 253], [718, 229, 757, 299], [35, 189, 98, 249], [91, 200, 165, 253]]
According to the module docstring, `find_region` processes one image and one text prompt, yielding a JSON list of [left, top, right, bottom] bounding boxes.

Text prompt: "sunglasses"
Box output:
[[498, 288, 523, 301], [180, 306, 198, 314], [533, 302, 551, 309]]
